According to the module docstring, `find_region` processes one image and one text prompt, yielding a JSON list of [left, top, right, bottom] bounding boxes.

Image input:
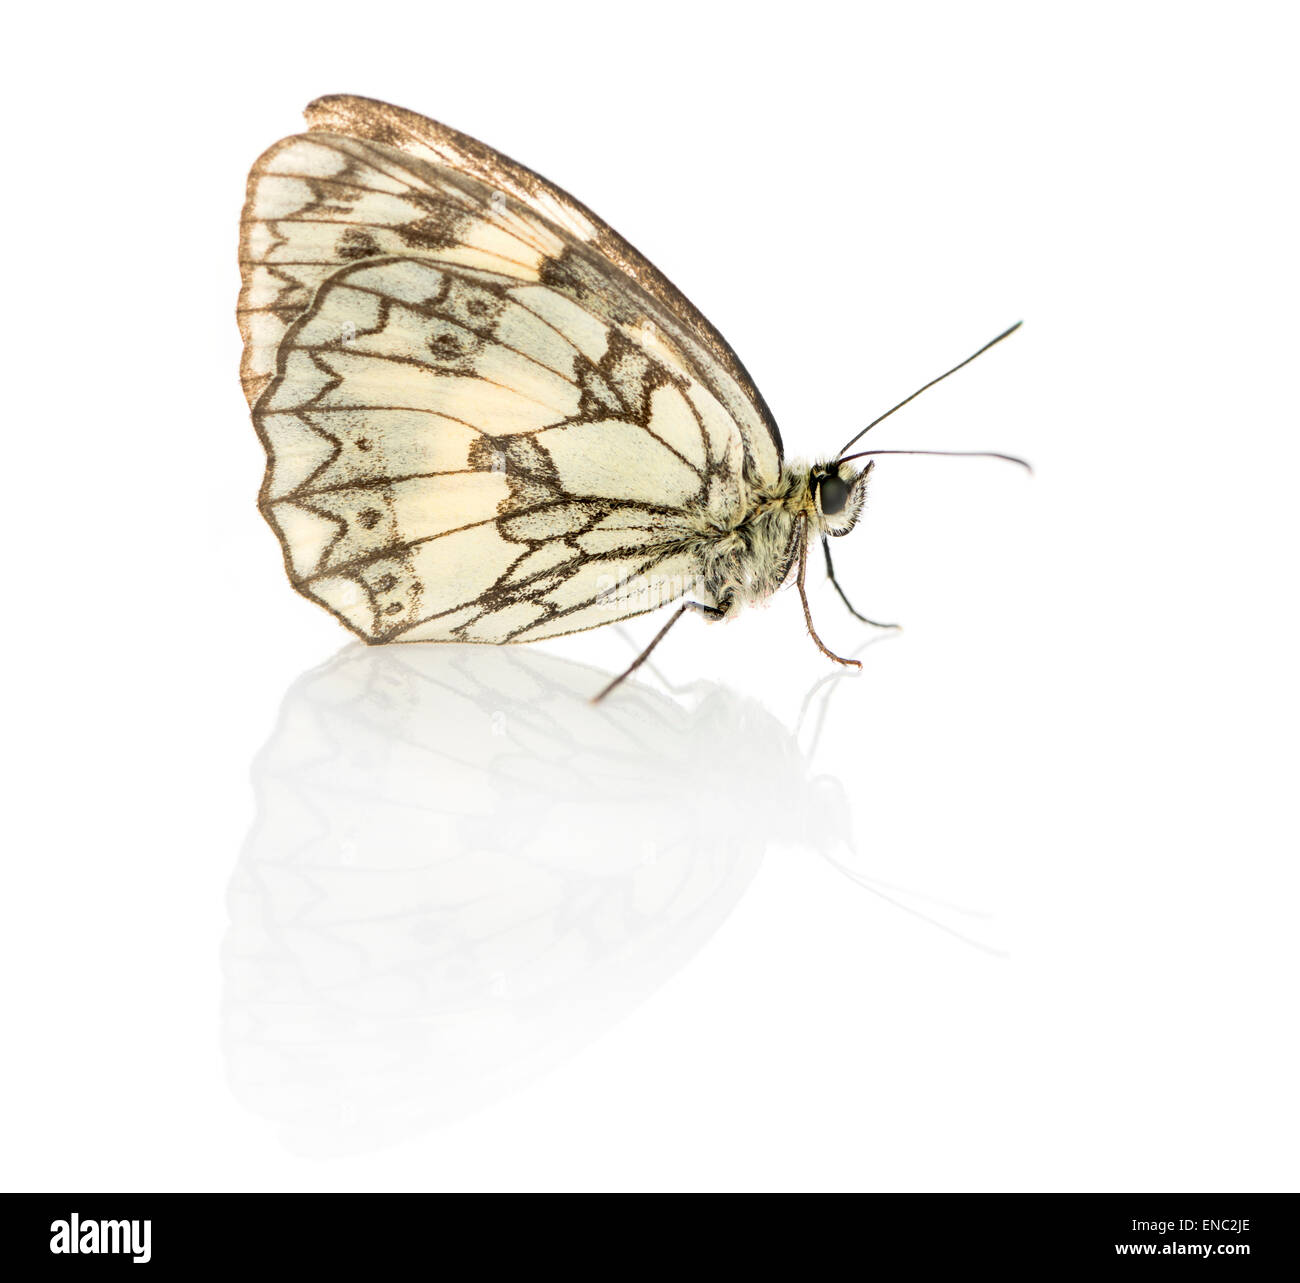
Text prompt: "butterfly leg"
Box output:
[[612, 625, 711, 697], [592, 601, 725, 703], [822, 536, 901, 630], [797, 522, 862, 669]]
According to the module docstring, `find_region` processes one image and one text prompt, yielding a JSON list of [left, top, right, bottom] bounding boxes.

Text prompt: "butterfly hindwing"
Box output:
[[257, 256, 748, 643]]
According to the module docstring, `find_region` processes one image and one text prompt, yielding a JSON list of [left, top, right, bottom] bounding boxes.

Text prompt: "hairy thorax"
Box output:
[[685, 462, 816, 613]]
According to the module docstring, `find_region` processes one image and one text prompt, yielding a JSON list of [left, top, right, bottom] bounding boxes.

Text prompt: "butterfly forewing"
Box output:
[[238, 133, 575, 405], [296, 94, 782, 468]]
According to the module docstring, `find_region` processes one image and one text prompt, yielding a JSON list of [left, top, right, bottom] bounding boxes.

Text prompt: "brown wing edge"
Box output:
[[236, 134, 318, 410], [302, 93, 784, 465]]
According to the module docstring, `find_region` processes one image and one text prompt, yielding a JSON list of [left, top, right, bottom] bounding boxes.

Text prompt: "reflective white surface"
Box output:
[[5, 1, 1297, 1192], [225, 646, 806, 1153], [223, 641, 1007, 1156]]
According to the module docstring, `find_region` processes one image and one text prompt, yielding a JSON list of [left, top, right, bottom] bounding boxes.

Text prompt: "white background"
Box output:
[[5, 1, 1296, 1192]]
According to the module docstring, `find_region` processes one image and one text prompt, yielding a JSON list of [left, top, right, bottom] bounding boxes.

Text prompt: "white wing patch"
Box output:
[[256, 258, 746, 643], [533, 420, 702, 507]]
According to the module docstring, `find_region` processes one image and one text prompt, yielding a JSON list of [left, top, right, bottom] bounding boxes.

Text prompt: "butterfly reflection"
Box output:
[[221, 643, 852, 1156]]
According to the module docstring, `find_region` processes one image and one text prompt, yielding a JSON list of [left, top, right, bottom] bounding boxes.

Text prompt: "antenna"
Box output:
[[836, 321, 1022, 459], [838, 448, 1032, 474]]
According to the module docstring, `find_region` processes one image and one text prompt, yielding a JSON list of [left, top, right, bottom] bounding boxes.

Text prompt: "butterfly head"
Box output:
[[809, 459, 872, 537]]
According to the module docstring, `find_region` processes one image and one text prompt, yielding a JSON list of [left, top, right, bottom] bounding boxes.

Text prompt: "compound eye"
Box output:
[[818, 474, 849, 516]]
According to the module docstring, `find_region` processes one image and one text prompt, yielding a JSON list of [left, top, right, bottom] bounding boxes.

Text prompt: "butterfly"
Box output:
[[238, 96, 1026, 698]]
